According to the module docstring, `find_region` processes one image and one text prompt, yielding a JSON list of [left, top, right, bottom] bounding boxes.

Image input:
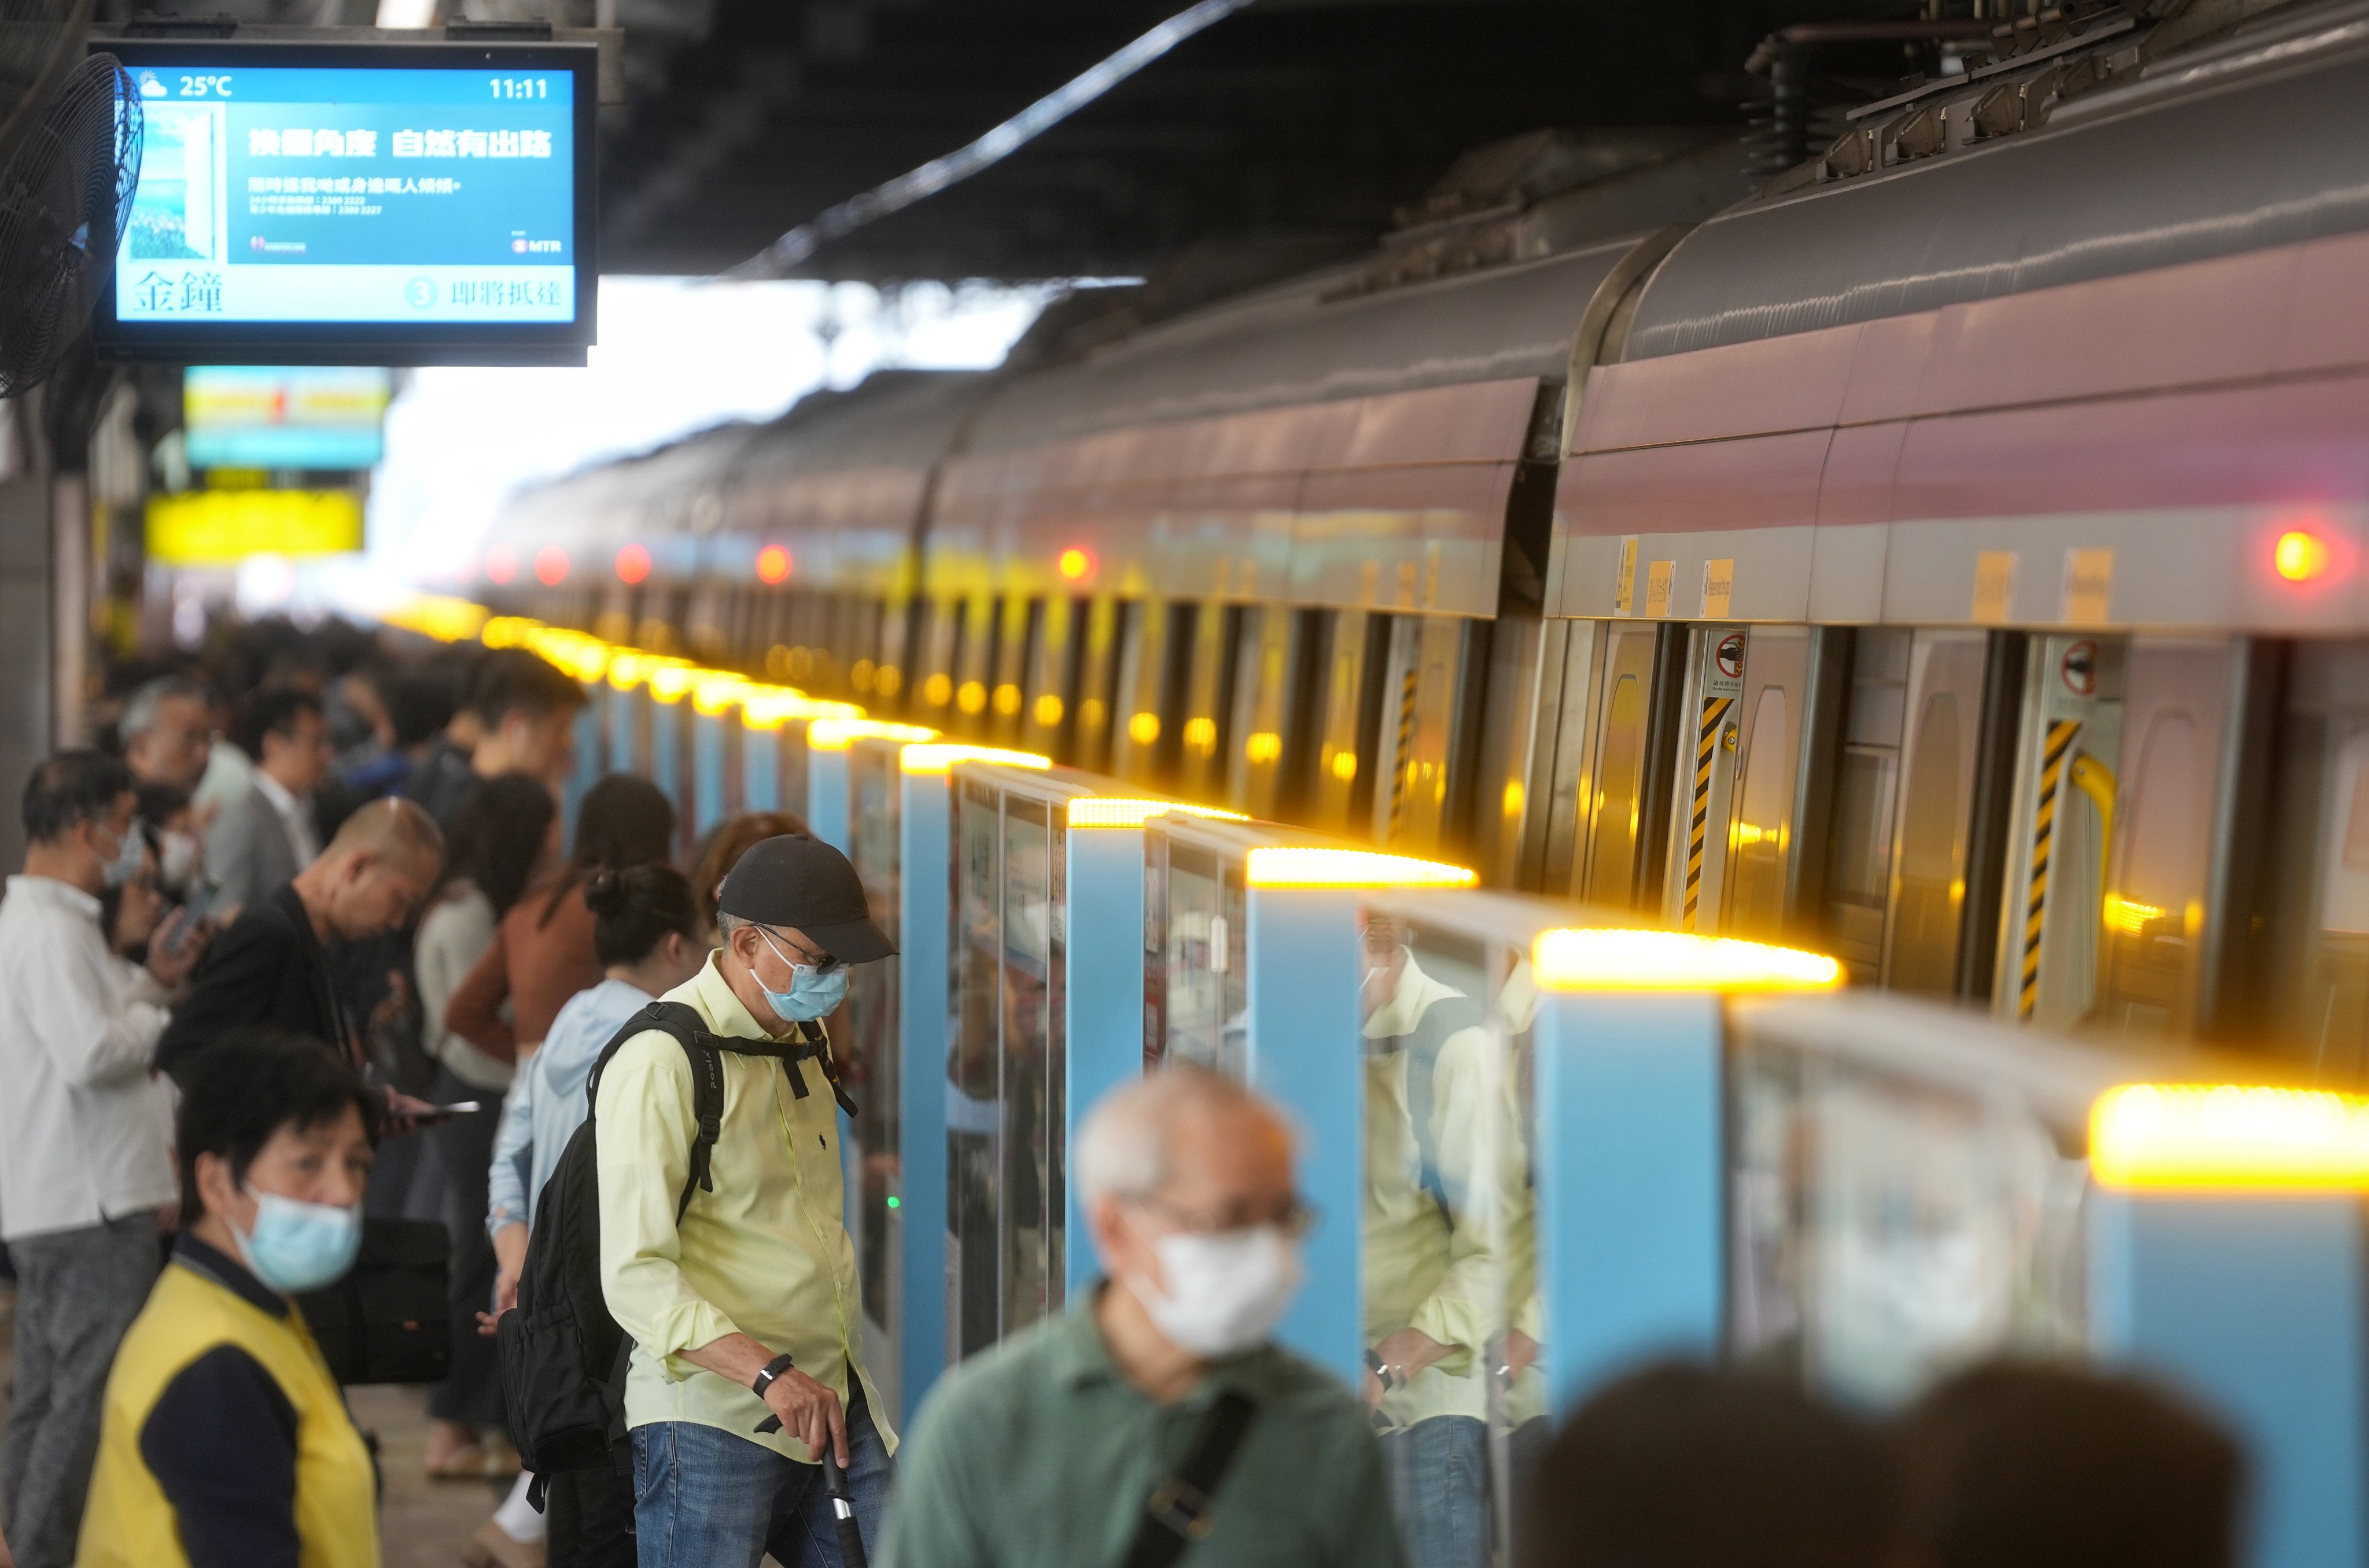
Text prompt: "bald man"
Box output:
[[157, 798, 443, 1087], [881, 1066, 1406, 1568]]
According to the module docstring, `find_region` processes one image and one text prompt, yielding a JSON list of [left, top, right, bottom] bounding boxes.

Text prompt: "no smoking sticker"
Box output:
[[2061, 640, 2098, 698], [1715, 633, 1745, 680]]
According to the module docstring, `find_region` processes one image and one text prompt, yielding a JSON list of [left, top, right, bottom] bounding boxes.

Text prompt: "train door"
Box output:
[[1309, 610, 1386, 836], [1372, 614, 1479, 857], [953, 594, 999, 737], [2261, 641, 2369, 1081], [1721, 626, 1817, 943], [1020, 594, 1080, 761], [846, 744, 903, 1412], [1178, 600, 1239, 805], [1070, 596, 1121, 774], [914, 596, 961, 729], [1226, 605, 1299, 820], [1579, 621, 1682, 910], [2094, 640, 2257, 1041], [1108, 599, 1173, 786], [1533, 619, 1605, 897], [1882, 631, 1993, 998], [1822, 630, 1906, 983], [989, 595, 1037, 747], [1661, 625, 1747, 932], [1994, 637, 2125, 1029]]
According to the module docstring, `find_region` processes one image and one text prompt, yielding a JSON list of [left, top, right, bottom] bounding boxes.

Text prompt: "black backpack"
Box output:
[[497, 1000, 856, 1484]]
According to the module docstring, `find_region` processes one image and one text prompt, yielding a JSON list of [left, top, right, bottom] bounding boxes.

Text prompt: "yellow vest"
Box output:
[[78, 1258, 379, 1568]]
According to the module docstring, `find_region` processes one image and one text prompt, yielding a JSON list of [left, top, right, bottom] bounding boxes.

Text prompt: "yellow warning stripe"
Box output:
[[2019, 719, 2081, 1019], [1385, 657, 1420, 841], [1682, 695, 1735, 931]]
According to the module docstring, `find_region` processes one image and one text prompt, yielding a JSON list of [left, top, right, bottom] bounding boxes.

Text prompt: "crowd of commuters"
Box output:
[[0, 613, 2256, 1568]]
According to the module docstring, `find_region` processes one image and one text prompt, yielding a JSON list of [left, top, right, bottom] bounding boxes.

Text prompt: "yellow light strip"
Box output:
[[1531, 928, 1844, 993], [900, 744, 1053, 775], [808, 718, 941, 751], [1067, 798, 1250, 830], [646, 662, 702, 704], [690, 672, 751, 715], [2092, 1083, 2369, 1191], [743, 688, 865, 730], [1244, 847, 1477, 890], [382, 595, 489, 643]]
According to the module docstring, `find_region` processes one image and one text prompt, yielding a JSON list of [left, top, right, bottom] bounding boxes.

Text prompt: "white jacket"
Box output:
[[0, 875, 176, 1241]]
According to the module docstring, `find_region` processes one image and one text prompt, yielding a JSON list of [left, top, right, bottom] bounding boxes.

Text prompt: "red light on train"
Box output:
[[2276, 530, 2331, 582], [534, 545, 570, 585], [1058, 547, 1093, 581], [756, 544, 792, 584], [616, 544, 651, 585], [484, 544, 517, 585]]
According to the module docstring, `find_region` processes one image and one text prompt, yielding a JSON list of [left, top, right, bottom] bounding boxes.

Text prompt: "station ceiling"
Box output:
[[594, 0, 1923, 281]]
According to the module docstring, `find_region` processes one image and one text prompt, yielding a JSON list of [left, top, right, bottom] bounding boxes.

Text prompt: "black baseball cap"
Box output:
[[716, 833, 897, 964]]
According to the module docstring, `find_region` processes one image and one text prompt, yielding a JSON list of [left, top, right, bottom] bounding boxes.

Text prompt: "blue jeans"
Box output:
[[1380, 1414, 1490, 1568], [631, 1386, 893, 1568]]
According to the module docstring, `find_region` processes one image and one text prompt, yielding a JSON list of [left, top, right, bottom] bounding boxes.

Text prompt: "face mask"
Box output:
[[231, 1190, 364, 1294], [757, 928, 849, 1023], [1130, 1224, 1303, 1359], [158, 829, 200, 890], [100, 822, 145, 890]]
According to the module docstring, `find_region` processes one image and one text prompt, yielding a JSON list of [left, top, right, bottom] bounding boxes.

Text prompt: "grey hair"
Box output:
[[121, 676, 207, 743], [1074, 1064, 1291, 1207]]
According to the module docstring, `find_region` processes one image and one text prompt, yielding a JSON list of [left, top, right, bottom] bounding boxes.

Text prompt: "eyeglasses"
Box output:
[[756, 924, 842, 976], [1124, 1191, 1318, 1239]]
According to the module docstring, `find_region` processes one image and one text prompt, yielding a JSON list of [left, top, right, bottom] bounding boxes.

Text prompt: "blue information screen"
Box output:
[[116, 62, 577, 326]]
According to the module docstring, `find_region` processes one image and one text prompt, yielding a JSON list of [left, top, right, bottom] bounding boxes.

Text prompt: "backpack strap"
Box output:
[[583, 1001, 857, 1223]]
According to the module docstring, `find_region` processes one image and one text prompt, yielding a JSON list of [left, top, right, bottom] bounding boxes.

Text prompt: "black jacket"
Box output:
[[157, 884, 351, 1086]]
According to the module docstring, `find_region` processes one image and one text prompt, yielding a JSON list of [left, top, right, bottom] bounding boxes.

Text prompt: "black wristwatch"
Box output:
[[750, 1352, 796, 1400]]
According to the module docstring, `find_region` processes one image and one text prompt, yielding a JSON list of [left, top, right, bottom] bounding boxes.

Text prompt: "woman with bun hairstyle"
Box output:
[[478, 864, 706, 1568], [443, 773, 675, 1062]]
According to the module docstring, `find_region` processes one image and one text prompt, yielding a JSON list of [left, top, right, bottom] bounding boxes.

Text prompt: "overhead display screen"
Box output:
[[184, 366, 393, 470], [94, 40, 596, 366]]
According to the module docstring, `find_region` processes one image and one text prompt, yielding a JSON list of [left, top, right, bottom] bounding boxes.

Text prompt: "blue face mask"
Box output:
[[100, 820, 145, 890], [233, 1191, 364, 1294], [757, 928, 850, 1023]]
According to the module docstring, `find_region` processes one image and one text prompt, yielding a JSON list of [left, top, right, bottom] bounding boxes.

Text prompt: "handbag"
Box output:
[[295, 1217, 452, 1385]]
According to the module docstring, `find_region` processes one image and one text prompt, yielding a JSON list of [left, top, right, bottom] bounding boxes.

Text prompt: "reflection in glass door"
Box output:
[[1358, 914, 1542, 1568], [950, 780, 1001, 1361]]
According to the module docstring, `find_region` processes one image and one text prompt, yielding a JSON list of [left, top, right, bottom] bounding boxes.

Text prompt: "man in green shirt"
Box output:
[[881, 1065, 1408, 1568]]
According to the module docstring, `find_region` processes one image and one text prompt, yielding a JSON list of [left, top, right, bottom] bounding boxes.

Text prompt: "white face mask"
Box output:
[[1129, 1223, 1304, 1359], [159, 829, 200, 890]]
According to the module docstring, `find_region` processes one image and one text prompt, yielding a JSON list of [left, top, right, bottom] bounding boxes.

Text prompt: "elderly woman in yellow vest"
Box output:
[[79, 1032, 381, 1568]]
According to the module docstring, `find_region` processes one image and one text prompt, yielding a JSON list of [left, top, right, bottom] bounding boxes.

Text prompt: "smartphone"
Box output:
[[157, 876, 224, 955], [402, 1100, 482, 1127]]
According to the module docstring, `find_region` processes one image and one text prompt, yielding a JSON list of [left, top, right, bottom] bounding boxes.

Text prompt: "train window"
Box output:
[[847, 747, 902, 1401], [997, 795, 1060, 1335], [1359, 914, 1540, 1564], [950, 779, 1003, 1360], [1728, 685, 1793, 938]]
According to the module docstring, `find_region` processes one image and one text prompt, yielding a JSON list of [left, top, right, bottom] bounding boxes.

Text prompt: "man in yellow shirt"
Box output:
[[596, 833, 898, 1567]]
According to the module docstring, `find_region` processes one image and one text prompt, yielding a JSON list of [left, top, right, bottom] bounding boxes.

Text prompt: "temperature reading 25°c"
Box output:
[[177, 75, 233, 96], [489, 76, 548, 98]]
